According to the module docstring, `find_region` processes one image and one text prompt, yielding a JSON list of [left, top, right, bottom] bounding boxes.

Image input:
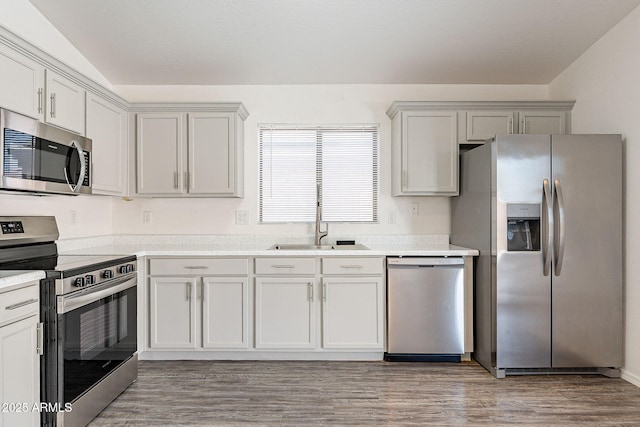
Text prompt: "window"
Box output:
[[259, 125, 378, 223]]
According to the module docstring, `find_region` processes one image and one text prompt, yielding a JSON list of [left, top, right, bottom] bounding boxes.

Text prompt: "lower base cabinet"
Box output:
[[322, 277, 383, 349], [255, 278, 316, 349], [146, 256, 385, 358], [0, 282, 41, 427]]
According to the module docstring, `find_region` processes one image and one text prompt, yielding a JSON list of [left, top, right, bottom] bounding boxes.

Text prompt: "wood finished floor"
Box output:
[[89, 360, 640, 426]]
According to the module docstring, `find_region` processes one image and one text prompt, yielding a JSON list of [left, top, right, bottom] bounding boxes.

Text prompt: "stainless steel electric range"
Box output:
[[0, 216, 137, 427]]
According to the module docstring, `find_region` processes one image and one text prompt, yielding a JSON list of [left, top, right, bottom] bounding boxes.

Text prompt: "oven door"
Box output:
[[57, 275, 137, 404]]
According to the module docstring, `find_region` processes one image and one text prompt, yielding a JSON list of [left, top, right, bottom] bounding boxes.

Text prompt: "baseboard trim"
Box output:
[[621, 368, 640, 388]]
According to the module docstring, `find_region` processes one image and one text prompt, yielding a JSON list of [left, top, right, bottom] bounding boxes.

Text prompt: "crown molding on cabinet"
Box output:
[[128, 103, 249, 120], [386, 100, 576, 119], [0, 23, 130, 110]]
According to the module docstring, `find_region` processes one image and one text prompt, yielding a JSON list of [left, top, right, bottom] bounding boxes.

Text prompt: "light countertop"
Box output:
[[58, 235, 478, 257], [0, 271, 45, 293]]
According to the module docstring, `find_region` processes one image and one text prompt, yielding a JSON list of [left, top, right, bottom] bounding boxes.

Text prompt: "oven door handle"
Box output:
[[58, 275, 136, 314]]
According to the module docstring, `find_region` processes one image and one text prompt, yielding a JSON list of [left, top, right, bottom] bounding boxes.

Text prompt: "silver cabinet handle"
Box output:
[[520, 118, 526, 134], [322, 283, 327, 302], [542, 179, 553, 276], [5, 298, 38, 310], [308, 282, 314, 302], [184, 266, 209, 270], [340, 265, 363, 269], [271, 265, 295, 269], [402, 170, 408, 189], [37, 88, 43, 114], [50, 93, 56, 118], [553, 179, 566, 276], [36, 322, 44, 356], [509, 117, 514, 134]]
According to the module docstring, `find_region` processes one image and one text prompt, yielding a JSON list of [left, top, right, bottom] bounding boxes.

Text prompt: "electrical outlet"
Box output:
[[70, 210, 77, 225], [411, 202, 419, 216], [388, 211, 397, 224], [143, 211, 152, 224], [236, 210, 249, 225]]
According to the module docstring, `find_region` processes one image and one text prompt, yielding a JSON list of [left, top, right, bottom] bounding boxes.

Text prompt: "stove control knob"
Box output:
[[126, 264, 135, 273], [118, 265, 128, 274], [74, 277, 85, 287], [102, 269, 114, 279], [85, 274, 95, 285]]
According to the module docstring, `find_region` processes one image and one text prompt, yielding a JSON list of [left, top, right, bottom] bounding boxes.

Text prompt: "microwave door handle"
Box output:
[[64, 140, 86, 193]]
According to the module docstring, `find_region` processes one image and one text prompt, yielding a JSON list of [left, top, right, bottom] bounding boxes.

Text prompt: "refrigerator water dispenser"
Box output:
[[507, 204, 540, 251]]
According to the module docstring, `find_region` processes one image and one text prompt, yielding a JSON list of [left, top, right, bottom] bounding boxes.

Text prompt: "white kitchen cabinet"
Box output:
[[136, 113, 184, 195], [466, 111, 516, 141], [321, 257, 384, 350], [321, 277, 383, 349], [0, 43, 45, 120], [148, 258, 250, 350], [86, 93, 128, 195], [254, 277, 316, 349], [0, 281, 41, 427], [149, 277, 197, 349], [389, 109, 458, 196], [518, 110, 566, 134], [135, 105, 247, 197], [466, 110, 567, 142], [45, 70, 85, 135], [188, 112, 243, 196], [202, 277, 249, 349]]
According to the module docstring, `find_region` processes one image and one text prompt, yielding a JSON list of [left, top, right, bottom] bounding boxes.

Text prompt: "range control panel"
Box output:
[[1, 221, 24, 234]]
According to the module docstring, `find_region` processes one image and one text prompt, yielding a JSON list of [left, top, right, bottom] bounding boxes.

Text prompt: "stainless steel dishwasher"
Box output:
[[385, 257, 465, 362]]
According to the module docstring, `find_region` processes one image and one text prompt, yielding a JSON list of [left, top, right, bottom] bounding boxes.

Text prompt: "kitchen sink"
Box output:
[[268, 244, 369, 250]]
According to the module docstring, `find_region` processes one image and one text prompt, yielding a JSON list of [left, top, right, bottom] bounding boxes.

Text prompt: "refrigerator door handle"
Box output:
[[542, 179, 554, 276], [553, 179, 566, 276]]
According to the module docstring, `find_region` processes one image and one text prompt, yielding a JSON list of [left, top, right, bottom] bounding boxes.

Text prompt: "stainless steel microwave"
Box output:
[[1, 108, 91, 195]]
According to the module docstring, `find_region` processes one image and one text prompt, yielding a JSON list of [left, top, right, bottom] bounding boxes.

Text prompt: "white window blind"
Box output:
[[259, 125, 378, 223]]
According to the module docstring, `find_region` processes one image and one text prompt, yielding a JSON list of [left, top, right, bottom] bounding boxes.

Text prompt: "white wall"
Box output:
[[0, 0, 112, 88], [112, 84, 548, 238], [0, 192, 112, 239], [549, 4, 640, 386]]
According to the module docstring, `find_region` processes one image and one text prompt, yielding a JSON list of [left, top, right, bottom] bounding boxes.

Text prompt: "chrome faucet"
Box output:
[[315, 184, 328, 245]]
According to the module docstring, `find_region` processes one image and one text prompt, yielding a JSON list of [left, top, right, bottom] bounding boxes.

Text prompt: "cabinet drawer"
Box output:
[[255, 258, 316, 275], [0, 283, 39, 325], [149, 258, 249, 276], [322, 257, 384, 275]]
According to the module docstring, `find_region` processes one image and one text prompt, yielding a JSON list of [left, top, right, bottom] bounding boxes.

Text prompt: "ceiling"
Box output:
[[29, 0, 640, 85]]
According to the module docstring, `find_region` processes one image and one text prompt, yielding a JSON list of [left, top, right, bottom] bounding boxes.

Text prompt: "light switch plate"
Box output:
[[236, 210, 249, 225]]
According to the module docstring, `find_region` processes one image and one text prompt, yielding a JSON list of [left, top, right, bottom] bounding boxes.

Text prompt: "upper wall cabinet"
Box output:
[[135, 104, 248, 197], [0, 43, 45, 120], [45, 70, 85, 135], [387, 101, 574, 197], [387, 104, 459, 196], [86, 93, 128, 195], [462, 101, 573, 143]]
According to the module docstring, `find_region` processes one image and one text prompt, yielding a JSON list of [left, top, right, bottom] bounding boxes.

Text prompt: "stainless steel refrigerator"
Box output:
[[451, 134, 622, 378]]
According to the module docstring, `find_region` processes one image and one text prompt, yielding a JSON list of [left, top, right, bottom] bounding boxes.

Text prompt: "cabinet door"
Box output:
[[202, 277, 249, 349], [0, 44, 45, 120], [255, 278, 316, 349], [466, 111, 515, 141], [322, 277, 383, 349], [86, 93, 127, 195], [0, 316, 40, 427], [188, 112, 237, 195], [45, 70, 85, 134], [518, 111, 566, 134], [400, 111, 458, 195], [149, 277, 197, 349], [136, 113, 184, 195]]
